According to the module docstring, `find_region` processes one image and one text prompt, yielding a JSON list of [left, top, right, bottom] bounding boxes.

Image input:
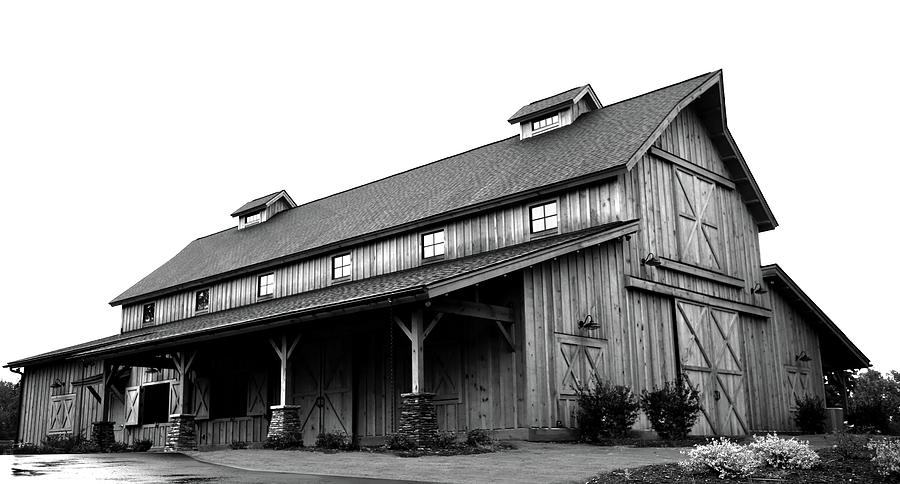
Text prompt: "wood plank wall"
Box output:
[[17, 361, 99, 444], [122, 179, 627, 331]]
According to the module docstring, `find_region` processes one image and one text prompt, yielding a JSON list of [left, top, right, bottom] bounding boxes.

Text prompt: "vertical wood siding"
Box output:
[[122, 179, 626, 331]]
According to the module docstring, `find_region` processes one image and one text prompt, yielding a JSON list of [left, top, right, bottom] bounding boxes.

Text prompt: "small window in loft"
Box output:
[[257, 273, 275, 298], [530, 201, 559, 234], [422, 230, 446, 260], [332, 253, 351, 280], [244, 212, 262, 226], [532, 113, 560, 132], [195, 288, 209, 313], [142, 303, 155, 325]]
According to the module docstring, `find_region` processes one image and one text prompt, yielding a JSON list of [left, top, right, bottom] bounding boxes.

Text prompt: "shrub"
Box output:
[[868, 438, 900, 477], [433, 431, 457, 449], [832, 427, 872, 460], [384, 433, 415, 450], [264, 434, 303, 450], [748, 433, 820, 469], [130, 439, 153, 452], [11, 442, 43, 454], [229, 441, 248, 450], [640, 377, 701, 440], [315, 431, 350, 450], [679, 437, 761, 479], [793, 395, 827, 434], [465, 429, 493, 447], [847, 402, 890, 435], [41, 434, 84, 453], [575, 380, 639, 440], [107, 441, 130, 453]]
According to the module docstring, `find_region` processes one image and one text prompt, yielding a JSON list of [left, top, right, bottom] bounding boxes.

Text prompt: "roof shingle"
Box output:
[[507, 85, 588, 123]]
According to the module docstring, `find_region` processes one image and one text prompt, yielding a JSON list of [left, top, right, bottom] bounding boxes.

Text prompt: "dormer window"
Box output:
[[244, 212, 262, 226], [422, 229, 446, 260], [532, 113, 560, 132], [257, 273, 275, 299]]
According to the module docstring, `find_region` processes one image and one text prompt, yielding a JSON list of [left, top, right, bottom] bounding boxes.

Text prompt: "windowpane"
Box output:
[[258, 273, 275, 297], [530, 201, 558, 234], [433, 231, 444, 243], [424, 246, 434, 258], [546, 215, 558, 230], [545, 202, 557, 216], [434, 242, 445, 256], [195, 289, 209, 311], [143, 303, 155, 324], [532, 219, 545, 232], [333, 254, 351, 279], [423, 233, 433, 245], [531, 206, 544, 218]]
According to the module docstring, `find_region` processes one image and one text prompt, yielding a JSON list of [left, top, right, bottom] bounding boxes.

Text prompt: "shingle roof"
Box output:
[[230, 191, 284, 217], [110, 72, 718, 306], [11, 223, 635, 367], [507, 85, 588, 123]]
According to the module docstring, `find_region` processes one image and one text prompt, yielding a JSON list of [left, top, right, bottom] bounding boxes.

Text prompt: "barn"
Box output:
[[6, 71, 868, 450]]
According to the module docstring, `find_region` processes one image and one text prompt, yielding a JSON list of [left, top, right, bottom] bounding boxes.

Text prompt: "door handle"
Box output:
[[713, 390, 721, 401], [315, 396, 325, 408]]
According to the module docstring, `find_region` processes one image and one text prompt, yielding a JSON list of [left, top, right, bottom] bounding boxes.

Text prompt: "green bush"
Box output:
[[264, 433, 304, 450], [42, 434, 86, 453], [793, 395, 827, 433], [465, 429, 493, 447], [315, 431, 350, 450], [230, 440, 248, 450], [11, 443, 44, 454], [868, 438, 900, 477], [107, 441, 130, 453], [130, 439, 153, 452], [575, 380, 639, 441], [748, 434, 820, 469], [831, 428, 871, 460], [433, 431, 457, 449], [640, 378, 701, 440], [679, 437, 761, 479], [384, 433, 415, 450]]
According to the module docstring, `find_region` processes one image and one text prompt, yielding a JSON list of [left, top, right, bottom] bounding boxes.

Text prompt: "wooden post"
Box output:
[[172, 351, 196, 414], [410, 308, 425, 394], [269, 333, 300, 405]]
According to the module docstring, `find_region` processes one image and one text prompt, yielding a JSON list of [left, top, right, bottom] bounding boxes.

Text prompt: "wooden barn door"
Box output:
[[294, 337, 353, 445], [675, 300, 748, 435], [555, 334, 608, 428]]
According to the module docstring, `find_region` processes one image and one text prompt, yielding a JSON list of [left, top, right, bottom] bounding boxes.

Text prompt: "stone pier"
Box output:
[[398, 392, 438, 448], [165, 414, 196, 452]]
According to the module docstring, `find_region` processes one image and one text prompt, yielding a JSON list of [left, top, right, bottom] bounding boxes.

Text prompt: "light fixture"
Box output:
[[795, 351, 812, 362], [578, 314, 599, 330], [144, 367, 159, 374], [751, 282, 768, 294], [640, 252, 663, 267], [49, 378, 65, 389]]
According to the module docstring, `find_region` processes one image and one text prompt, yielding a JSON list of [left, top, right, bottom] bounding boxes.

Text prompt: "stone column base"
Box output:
[[165, 414, 197, 452], [91, 421, 116, 451], [267, 405, 303, 444], [398, 392, 438, 448]]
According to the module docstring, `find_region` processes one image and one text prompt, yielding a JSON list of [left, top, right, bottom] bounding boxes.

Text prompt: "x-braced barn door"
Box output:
[[293, 337, 352, 445], [675, 300, 748, 436]]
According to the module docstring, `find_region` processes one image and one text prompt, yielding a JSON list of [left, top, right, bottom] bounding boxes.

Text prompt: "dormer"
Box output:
[[231, 190, 297, 230], [508, 84, 601, 139]]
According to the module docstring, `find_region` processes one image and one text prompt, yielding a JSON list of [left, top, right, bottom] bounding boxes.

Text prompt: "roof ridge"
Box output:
[[601, 71, 716, 109], [523, 85, 586, 107]]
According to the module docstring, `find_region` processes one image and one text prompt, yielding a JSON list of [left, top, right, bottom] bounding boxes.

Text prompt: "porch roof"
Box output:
[[6, 220, 638, 368]]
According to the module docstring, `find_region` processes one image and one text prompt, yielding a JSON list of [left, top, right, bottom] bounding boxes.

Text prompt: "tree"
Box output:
[[848, 370, 900, 433], [0, 380, 20, 440]]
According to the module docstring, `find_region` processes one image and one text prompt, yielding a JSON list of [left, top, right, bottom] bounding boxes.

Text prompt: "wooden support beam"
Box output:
[[423, 313, 443, 340], [494, 321, 515, 352], [429, 298, 514, 323], [625, 276, 772, 318], [410, 308, 425, 394], [269, 333, 301, 406], [649, 146, 736, 189], [394, 316, 413, 342]]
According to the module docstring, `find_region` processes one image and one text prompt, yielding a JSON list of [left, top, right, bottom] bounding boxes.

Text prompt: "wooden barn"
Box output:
[[6, 71, 869, 450]]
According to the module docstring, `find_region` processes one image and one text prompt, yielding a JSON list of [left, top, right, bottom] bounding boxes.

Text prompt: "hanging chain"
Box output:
[[388, 304, 395, 431]]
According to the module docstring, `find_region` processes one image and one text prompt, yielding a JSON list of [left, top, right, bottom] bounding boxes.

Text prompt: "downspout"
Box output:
[[9, 367, 24, 445]]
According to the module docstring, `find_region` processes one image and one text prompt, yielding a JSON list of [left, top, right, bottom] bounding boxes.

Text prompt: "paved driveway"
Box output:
[[1, 453, 424, 483]]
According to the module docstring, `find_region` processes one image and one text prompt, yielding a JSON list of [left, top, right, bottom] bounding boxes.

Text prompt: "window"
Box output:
[[422, 229, 446, 260], [142, 303, 155, 325], [244, 212, 262, 226], [332, 253, 351, 280], [257, 273, 275, 298], [530, 201, 558, 234], [532, 113, 560, 132], [139, 383, 170, 424], [195, 288, 209, 313]]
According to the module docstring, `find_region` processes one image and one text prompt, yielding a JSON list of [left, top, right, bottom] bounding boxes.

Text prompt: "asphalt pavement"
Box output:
[[1, 452, 428, 483]]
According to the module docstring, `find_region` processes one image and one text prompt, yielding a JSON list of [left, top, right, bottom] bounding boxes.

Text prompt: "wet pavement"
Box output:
[[1, 453, 426, 483]]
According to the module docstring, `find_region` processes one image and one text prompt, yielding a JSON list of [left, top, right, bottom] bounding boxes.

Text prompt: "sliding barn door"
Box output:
[[675, 300, 748, 436], [555, 334, 608, 428], [293, 337, 352, 445]]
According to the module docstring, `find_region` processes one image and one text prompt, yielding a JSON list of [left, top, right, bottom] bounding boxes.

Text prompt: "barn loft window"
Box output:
[[530, 201, 558, 234], [139, 383, 170, 425], [531, 113, 560, 132], [422, 229, 446, 260], [142, 303, 155, 325], [257, 273, 275, 299], [332, 253, 351, 281], [195, 288, 209, 313], [243, 212, 262, 226]]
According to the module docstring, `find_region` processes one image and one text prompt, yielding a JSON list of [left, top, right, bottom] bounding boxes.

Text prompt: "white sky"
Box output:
[[1, 2, 898, 383]]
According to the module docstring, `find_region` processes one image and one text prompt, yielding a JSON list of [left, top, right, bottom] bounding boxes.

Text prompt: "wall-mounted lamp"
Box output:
[[49, 378, 65, 389], [578, 314, 599, 330], [144, 367, 159, 375], [640, 252, 663, 267], [795, 350, 812, 362], [751, 282, 768, 294]]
